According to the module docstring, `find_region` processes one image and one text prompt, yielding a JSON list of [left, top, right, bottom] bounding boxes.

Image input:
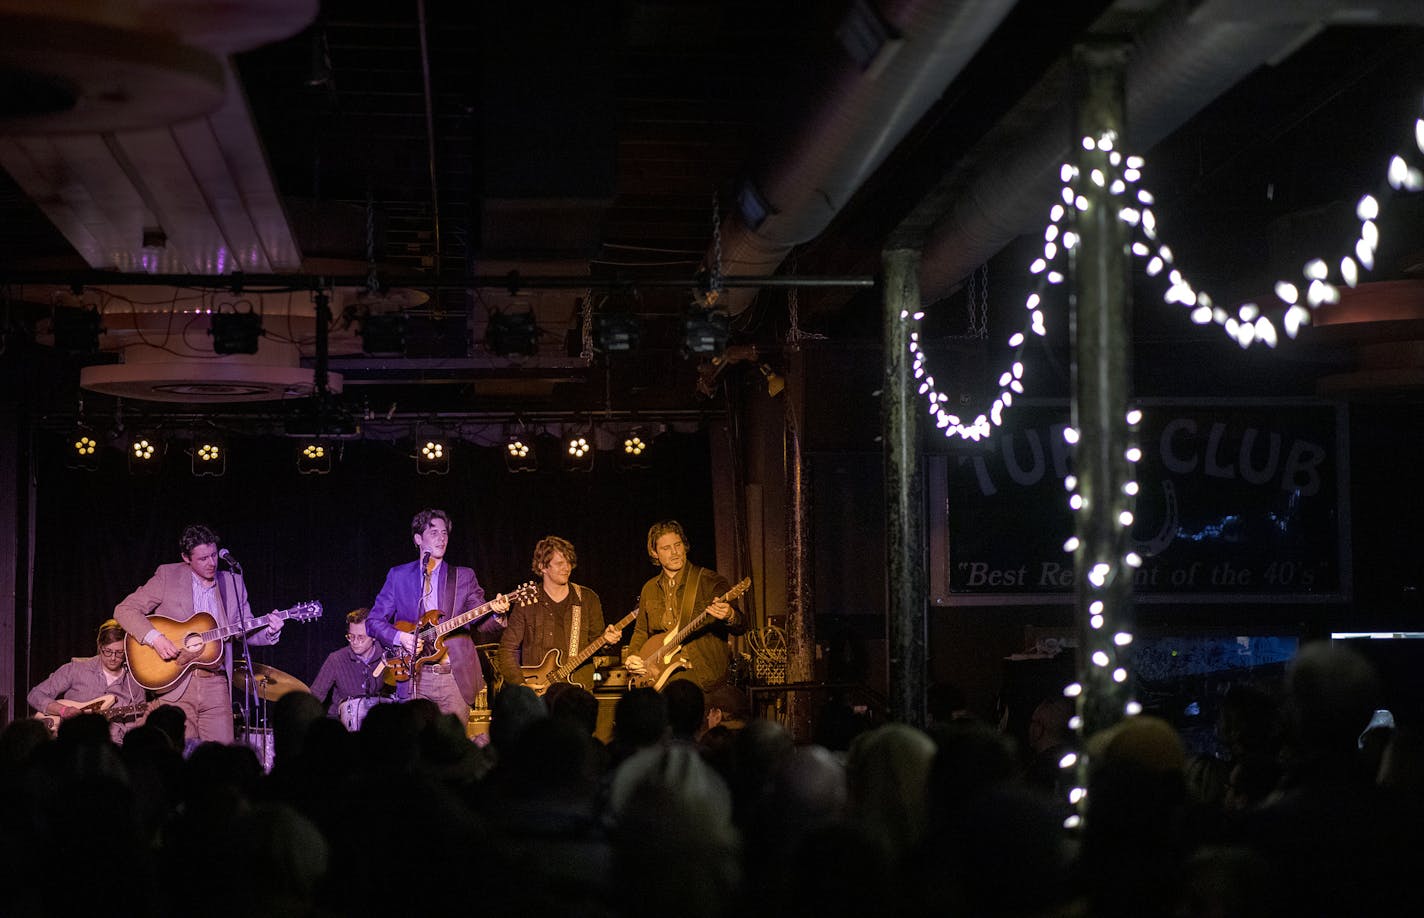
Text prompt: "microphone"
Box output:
[[421, 550, 431, 572], [218, 548, 243, 574]]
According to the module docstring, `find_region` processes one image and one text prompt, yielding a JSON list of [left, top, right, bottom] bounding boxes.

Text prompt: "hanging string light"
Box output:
[[909, 95, 1424, 442]]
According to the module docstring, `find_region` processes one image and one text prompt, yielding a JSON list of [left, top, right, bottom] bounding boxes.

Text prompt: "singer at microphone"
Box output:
[[366, 508, 510, 722]]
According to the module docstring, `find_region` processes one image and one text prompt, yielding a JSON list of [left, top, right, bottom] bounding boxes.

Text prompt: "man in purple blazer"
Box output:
[[367, 508, 508, 723], [114, 523, 282, 744]]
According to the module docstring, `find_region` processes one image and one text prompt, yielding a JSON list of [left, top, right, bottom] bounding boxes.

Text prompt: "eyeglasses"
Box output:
[[99, 647, 126, 659], [345, 633, 372, 642]]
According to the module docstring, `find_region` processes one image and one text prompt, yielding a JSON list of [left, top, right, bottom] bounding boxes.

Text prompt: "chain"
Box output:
[[580, 290, 594, 362], [968, 263, 989, 338], [786, 280, 826, 348], [706, 192, 724, 307]]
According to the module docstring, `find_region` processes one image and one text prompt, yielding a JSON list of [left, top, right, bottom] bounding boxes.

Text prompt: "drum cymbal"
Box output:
[[234, 663, 310, 701]]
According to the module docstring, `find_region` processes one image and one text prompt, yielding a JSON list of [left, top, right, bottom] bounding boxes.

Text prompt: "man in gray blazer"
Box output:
[[115, 523, 282, 744]]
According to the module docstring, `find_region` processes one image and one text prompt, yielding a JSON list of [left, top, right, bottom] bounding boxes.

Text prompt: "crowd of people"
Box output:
[[5, 637, 1422, 916], [10, 514, 1424, 915]]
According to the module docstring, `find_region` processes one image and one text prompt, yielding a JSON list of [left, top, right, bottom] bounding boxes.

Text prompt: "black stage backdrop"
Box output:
[[26, 431, 715, 697]]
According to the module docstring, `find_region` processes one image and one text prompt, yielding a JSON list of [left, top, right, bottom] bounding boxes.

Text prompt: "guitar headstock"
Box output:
[[721, 577, 752, 602], [508, 581, 540, 606], [285, 601, 323, 622]]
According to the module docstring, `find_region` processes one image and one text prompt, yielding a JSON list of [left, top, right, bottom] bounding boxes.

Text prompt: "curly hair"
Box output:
[[532, 536, 577, 574], [179, 524, 220, 556]]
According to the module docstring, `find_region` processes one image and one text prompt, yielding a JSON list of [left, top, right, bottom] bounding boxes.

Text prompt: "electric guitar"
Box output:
[[33, 695, 150, 735], [385, 582, 538, 683], [632, 576, 751, 691], [126, 601, 324, 691], [519, 605, 640, 695]]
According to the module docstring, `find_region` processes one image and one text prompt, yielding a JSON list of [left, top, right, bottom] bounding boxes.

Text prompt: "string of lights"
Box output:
[[910, 96, 1424, 443]]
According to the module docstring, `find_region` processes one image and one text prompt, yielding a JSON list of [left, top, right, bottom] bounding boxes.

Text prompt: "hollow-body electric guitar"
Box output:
[[519, 605, 640, 695], [385, 582, 538, 683], [632, 577, 751, 691], [126, 601, 324, 691], [33, 695, 150, 735]]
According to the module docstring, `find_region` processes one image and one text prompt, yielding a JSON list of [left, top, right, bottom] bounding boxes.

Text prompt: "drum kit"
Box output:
[[233, 662, 393, 734], [233, 662, 310, 702], [234, 662, 310, 771]]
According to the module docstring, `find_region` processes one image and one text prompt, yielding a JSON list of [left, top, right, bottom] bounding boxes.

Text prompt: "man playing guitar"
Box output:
[[498, 536, 624, 693], [366, 508, 509, 722], [625, 520, 747, 716], [28, 618, 148, 743], [114, 524, 282, 744]]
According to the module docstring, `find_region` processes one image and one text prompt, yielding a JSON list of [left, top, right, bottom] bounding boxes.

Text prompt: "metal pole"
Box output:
[[783, 349, 813, 738], [1070, 44, 1135, 746], [883, 248, 927, 727]]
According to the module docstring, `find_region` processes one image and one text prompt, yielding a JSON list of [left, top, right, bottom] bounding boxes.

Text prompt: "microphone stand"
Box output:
[[229, 560, 265, 765]]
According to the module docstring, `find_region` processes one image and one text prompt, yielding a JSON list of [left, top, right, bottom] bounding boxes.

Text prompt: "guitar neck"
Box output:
[[201, 609, 281, 643], [431, 601, 498, 637], [664, 609, 713, 652], [659, 577, 751, 651], [556, 608, 639, 680]]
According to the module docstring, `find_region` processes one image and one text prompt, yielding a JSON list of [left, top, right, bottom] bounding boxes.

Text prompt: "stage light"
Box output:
[[192, 436, 226, 477], [297, 439, 332, 475], [563, 430, 594, 472], [683, 308, 730, 356], [593, 313, 642, 353], [66, 426, 100, 471], [504, 433, 538, 473], [417, 437, 450, 475], [486, 310, 538, 357], [211, 309, 263, 355], [128, 432, 161, 474], [618, 428, 653, 470], [361, 313, 408, 355]]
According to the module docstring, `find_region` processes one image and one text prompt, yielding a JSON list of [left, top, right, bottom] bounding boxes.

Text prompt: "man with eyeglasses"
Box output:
[[28, 618, 148, 743], [498, 536, 623, 693], [310, 607, 390, 720]]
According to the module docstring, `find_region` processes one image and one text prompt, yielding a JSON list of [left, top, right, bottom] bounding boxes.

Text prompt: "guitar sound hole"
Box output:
[[182, 634, 205, 653]]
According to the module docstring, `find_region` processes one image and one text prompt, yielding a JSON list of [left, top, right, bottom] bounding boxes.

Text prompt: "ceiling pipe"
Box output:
[[914, 0, 1424, 303], [707, 0, 1020, 316]]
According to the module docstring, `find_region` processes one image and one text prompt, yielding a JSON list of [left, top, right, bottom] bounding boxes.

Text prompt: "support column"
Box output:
[[883, 247, 927, 727], [783, 349, 813, 738], [1070, 45, 1135, 741]]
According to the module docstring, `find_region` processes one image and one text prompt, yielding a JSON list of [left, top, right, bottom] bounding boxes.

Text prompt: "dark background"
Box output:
[[25, 431, 715, 694]]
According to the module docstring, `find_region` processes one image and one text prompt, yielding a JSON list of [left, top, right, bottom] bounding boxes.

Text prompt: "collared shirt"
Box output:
[[658, 568, 687, 632], [192, 573, 218, 615], [422, 562, 444, 613], [310, 644, 387, 716]]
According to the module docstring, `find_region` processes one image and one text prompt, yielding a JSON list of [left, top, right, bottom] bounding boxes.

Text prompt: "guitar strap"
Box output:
[[439, 564, 457, 625], [568, 583, 583, 658], [677, 567, 704, 633]]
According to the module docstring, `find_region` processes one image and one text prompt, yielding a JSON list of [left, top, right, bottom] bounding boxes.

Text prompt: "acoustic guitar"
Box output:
[[384, 582, 539, 682], [519, 605, 640, 695], [632, 577, 751, 691], [126, 601, 324, 691], [33, 694, 149, 735]]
